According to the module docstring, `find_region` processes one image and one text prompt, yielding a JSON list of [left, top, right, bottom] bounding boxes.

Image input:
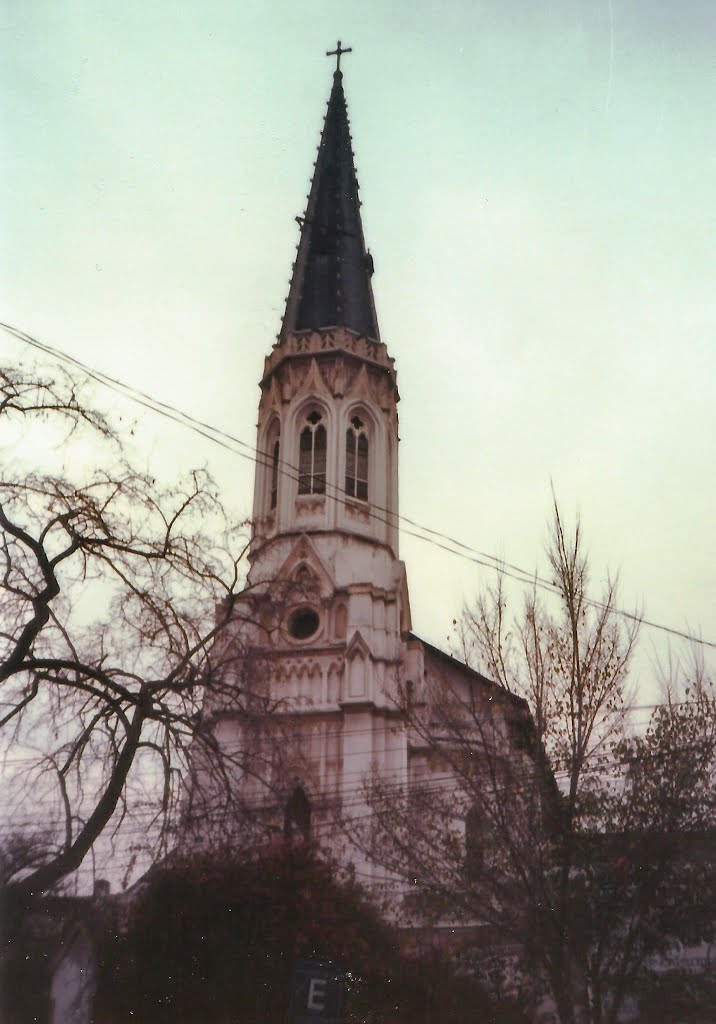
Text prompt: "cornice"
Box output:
[[248, 528, 399, 566], [262, 327, 398, 397]]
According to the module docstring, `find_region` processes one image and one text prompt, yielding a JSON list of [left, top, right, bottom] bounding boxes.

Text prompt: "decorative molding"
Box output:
[[338, 699, 377, 711], [276, 535, 335, 598], [295, 495, 326, 517], [302, 356, 333, 401], [262, 328, 398, 396], [262, 351, 399, 414], [262, 375, 283, 417], [345, 500, 370, 523], [345, 630, 372, 661], [332, 356, 347, 398], [345, 362, 372, 404], [273, 656, 324, 682], [253, 511, 275, 539]]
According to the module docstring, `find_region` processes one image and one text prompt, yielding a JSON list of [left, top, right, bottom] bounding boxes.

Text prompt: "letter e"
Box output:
[[307, 977, 327, 1012]]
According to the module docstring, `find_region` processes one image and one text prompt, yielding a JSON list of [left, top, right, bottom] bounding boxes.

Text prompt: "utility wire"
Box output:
[[1, 320, 714, 651], [3, 725, 715, 833], [0, 697, 712, 773]]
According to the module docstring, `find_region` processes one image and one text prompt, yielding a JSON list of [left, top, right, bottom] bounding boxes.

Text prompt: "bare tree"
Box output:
[[0, 365, 267, 898], [363, 503, 716, 1024]]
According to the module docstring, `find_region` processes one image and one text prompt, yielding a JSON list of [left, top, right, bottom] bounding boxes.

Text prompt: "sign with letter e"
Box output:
[[290, 958, 346, 1024]]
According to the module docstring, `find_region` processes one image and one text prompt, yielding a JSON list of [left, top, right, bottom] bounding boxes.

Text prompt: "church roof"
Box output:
[[408, 632, 530, 712], [280, 67, 380, 342]]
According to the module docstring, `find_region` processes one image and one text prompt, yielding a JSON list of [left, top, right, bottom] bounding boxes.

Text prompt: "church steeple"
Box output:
[[251, 44, 401, 562], [281, 50, 379, 342], [197, 49, 413, 880]]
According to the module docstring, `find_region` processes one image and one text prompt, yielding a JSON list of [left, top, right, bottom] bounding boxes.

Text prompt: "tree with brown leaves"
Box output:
[[364, 504, 716, 1023]]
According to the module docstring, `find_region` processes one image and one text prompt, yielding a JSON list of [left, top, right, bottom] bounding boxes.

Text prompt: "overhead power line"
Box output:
[[1, 320, 714, 651], [0, 694, 712, 774], [3, 727, 715, 840]]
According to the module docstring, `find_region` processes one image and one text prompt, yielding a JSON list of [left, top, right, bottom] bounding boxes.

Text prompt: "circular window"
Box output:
[[288, 606, 320, 641]]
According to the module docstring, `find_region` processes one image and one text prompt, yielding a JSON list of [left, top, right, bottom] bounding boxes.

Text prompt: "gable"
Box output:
[[276, 534, 335, 599]]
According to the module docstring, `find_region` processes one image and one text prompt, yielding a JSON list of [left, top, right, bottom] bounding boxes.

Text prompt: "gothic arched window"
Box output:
[[345, 416, 368, 501], [270, 435, 280, 510], [284, 785, 311, 841], [298, 411, 327, 495]]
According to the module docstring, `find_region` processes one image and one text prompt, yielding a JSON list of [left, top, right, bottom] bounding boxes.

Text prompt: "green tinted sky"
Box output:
[[2, 0, 714, 697]]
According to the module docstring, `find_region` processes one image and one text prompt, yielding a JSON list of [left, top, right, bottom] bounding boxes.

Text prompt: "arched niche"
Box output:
[[284, 784, 311, 841], [347, 650, 366, 698], [334, 602, 348, 640], [259, 414, 282, 513]]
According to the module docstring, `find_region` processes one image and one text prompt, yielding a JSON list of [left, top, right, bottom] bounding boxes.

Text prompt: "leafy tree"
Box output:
[[362, 504, 716, 1023], [94, 843, 527, 1024], [0, 365, 261, 899]]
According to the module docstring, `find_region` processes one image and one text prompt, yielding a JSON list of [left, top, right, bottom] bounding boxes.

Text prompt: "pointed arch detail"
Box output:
[[260, 414, 282, 513], [284, 783, 311, 841]]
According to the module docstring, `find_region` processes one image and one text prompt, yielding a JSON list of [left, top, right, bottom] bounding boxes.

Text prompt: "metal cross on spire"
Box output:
[[326, 40, 352, 72]]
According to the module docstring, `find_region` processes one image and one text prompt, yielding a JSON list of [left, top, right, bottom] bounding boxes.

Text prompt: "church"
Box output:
[[1, 47, 543, 1024], [9, 45, 712, 1024], [194, 45, 530, 886]]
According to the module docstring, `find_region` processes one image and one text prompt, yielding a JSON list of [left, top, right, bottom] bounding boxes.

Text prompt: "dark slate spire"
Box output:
[[280, 63, 380, 342]]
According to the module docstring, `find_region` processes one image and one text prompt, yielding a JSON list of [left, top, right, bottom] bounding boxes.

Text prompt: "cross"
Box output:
[[326, 40, 352, 72]]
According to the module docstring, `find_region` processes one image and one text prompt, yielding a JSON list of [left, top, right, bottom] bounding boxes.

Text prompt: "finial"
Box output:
[[326, 39, 352, 73]]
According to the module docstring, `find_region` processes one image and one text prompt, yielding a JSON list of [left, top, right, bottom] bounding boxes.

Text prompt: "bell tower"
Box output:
[[250, 54, 399, 566], [247, 49, 407, 639], [210, 47, 412, 869], [189, 44, 529, 905]]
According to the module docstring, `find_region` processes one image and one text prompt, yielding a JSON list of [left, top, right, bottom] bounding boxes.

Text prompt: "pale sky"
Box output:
[[2, 0, 715, 705]]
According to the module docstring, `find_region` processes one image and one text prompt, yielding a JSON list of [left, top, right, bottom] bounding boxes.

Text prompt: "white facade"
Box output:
[[189, 65, 525, 887], [200, 323, 417, 880]]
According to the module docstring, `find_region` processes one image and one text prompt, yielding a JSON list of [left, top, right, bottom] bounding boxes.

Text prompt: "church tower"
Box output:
[[205, 48, 413, 872], [193, 46, 530, 897], [250, 51, 402, 580]]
